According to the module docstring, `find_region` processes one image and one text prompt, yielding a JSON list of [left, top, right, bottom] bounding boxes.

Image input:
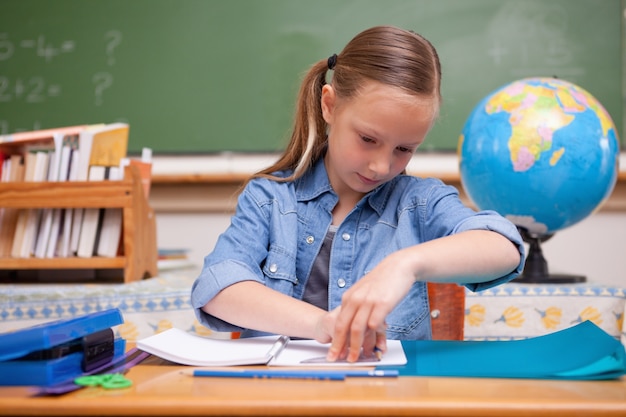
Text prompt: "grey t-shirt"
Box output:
[[302, 225, 337, 311]]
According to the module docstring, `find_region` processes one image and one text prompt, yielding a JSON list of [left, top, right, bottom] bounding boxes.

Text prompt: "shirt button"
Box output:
[[306, 236, 315, 244], [341, 233, 350, 241], [269, 264, 278, 273], [337, 278, 346, 288]]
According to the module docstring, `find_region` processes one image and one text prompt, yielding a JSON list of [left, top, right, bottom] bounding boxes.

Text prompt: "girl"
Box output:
[[191, 25, 525, 363]]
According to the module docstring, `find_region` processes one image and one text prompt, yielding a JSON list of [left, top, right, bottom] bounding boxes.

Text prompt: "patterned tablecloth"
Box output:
[[0, 268, 220, 343], [1, 270, 624, 347], [464, 283, 626, 347]]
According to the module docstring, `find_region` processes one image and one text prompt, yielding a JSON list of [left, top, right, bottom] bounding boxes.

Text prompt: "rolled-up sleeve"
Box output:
[[190, 181, 273, 332], [455, 210, 526, 292], [191, 259, 263, 332], [422, 182, 526, 292]]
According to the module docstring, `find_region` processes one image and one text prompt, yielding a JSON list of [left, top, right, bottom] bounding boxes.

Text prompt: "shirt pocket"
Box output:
[[262, 246, 299, 295], [385, 282, 432, 340]]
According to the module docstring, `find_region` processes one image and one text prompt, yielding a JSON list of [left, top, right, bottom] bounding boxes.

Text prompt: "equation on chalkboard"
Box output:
[[0, 0, 622, 153], [0, 32, 121, 106]]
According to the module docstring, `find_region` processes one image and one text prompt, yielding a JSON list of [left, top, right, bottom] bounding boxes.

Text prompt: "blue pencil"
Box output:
[[192, 369, 398, 381]]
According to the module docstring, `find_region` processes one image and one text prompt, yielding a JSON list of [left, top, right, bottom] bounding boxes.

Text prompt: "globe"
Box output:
[[458, 77, 620, 283]]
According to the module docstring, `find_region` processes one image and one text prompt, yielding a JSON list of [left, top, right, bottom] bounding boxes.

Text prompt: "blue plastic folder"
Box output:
[[0, 308, 126, 387], [382, 321, 626, 380]]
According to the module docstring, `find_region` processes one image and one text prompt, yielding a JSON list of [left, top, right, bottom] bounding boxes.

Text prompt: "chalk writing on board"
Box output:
[[0, 33, 75, 62], [92, 30, 122, 105], [0, 30, 122, 108], [93, 72, 113, 106], [0, 29, 123, 133], [104, 30, 122, 66], [0, 76, 61, 103]]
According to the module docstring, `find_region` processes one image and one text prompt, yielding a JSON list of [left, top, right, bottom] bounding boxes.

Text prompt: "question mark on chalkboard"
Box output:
[[104, 30, 122, 66], [93, 72, 113, 106]]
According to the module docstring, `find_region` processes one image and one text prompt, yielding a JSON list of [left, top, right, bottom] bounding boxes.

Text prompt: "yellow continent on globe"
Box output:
[[483, 80, 613, 172]]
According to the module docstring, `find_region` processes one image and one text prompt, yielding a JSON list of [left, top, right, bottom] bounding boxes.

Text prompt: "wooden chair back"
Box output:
[[427, 282, 466, 340]]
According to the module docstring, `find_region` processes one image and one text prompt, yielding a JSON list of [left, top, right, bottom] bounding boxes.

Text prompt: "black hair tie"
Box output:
[[327, 53, 337, 70]]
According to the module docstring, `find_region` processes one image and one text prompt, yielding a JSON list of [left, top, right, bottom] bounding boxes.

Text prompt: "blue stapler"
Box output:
[[0, 308, 126, 386]]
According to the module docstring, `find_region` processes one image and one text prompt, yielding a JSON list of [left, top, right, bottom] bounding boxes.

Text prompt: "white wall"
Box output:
[[155, 210, 626, 287], [540, 212, 625, 285], [156, 212, 231, 271], [152, 152, 626, 288]]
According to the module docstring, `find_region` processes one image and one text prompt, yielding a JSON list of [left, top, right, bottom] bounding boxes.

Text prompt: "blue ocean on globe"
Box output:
[[458, 77, 620, 237]]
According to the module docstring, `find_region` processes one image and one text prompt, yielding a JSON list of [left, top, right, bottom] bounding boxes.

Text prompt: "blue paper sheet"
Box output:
[[380, 321, 626, 380]]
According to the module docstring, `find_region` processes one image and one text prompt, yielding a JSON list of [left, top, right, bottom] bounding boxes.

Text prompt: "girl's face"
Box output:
[[321, 81, 437, 200]]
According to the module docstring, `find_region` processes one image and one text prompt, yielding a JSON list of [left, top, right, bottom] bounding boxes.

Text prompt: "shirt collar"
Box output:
[[294, 157, 335, 202], [293, 156, 397, 217]]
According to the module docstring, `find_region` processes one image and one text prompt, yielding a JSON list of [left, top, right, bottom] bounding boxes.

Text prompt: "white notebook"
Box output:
[[137, 328, 407, 367]]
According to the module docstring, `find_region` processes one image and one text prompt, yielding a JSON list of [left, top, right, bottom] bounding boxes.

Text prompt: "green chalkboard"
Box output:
[[1, 0, 622, 154]]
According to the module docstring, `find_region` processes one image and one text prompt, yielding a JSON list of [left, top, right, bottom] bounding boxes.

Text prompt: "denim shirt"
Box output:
[[191, 158, 525, 340]]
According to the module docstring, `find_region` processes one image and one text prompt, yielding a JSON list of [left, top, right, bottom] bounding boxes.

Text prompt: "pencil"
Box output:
[[192, 369, 399, 380], [193, 369, 345, 380], [373, 346, 383, 360]]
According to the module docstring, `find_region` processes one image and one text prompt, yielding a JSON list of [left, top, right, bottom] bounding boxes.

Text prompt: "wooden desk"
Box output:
[[1, 364, 625, 417]]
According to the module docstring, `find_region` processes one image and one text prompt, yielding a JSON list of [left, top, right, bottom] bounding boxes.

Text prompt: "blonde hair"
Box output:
[[251, 25, 441, 183]]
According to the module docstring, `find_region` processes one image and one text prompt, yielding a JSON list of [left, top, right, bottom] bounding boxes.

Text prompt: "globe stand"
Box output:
[[514, 228, 586, 284]]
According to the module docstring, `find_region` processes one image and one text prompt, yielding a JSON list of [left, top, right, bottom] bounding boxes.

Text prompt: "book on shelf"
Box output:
[[76, 165, 107, 258], [0, 123, 135, 262], [0, 154, 25, 257], [70, 123, 128, 255], [9, 153, 35, 258], [59, 147, 80, 258], [0, 152, 6, 180], [157, 248, 194, 271], [74, 122, 127, 182], [0, 126, 86, 259], [44, 134, 80, 258], [11, 150, 50, 258], [0, 153, 6, 255], [33, 133, 67, 258], [95, 148, 152, 258], [158, 248, 191, 260], [0, 154, 5, 242], [95, 166, 123, 258]]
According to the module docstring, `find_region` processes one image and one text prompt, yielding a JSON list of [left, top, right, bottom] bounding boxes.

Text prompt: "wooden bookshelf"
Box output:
[[0, 164, 157, 282]]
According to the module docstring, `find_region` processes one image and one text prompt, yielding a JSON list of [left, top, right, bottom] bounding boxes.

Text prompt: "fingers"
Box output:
[[360, 326, 387, 361], [346, 304, 373, 362], [326, 299, 368, 362], [325, 277, 392, 362], [327, 328, 387, 363], [326, 305, 386, 363], [326, 304, 353, 362]]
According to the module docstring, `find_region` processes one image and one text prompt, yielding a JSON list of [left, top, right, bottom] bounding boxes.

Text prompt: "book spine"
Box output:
[[16, 151, 50, 258], [76, 165, 107, 258], [96, 166, 123, 257], [0, 155, 24, 257]]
